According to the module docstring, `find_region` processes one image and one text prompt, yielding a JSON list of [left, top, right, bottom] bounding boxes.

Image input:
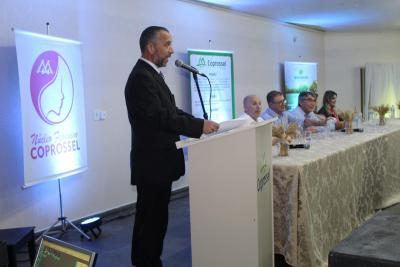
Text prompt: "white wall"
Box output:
[[324, 31, 400, 111], [0, 0, 324, 230]]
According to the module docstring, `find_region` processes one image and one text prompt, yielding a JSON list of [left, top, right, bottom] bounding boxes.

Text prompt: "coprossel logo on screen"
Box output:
[[196, 57, 206, 67], [30, 51, 74, 125]]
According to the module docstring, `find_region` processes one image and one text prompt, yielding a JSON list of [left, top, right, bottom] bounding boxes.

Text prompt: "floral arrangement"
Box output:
[[371, 105, 389, 125], [338, 111, 356, 123], [338, 111, 356, 133], [272, 124, 297, 143], [272, 123, 297, 156], [371, 105, 389, 116]]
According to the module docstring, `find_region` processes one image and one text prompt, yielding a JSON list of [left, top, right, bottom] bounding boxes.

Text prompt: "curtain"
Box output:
[[364, 63, 400, 118]]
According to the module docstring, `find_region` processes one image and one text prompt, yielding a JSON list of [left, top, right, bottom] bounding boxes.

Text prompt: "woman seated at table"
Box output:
[[318, 90, 344, 129]]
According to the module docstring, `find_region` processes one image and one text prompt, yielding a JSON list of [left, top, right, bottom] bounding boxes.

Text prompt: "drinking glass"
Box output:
[[304, 130, 311, 149]]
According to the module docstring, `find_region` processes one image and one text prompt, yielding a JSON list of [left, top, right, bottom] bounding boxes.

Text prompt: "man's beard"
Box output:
[[154, 56, 167, 67]]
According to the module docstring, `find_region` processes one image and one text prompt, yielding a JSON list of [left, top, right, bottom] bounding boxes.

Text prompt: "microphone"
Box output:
[[175, 59, 207, 77]]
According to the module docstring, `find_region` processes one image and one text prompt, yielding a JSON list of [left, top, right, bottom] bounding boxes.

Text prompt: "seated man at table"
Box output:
[[289, 91, 327, 133], [237, 95, 264, 123], [261, 90, 293, 128]]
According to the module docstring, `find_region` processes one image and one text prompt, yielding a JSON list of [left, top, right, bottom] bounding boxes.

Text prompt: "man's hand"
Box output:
[[306, 126, 317, 133], [317, 115, 327, 126], [304, 117, 326, 127], [304, 118, 314, 127], [203, 120, 219, 134]]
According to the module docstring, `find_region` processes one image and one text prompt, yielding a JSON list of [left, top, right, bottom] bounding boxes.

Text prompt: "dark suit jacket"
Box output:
[[125, 59, 204, 185]]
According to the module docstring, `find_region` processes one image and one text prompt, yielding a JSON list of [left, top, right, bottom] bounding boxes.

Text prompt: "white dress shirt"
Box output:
[[237, 112, 264, 126], [261, 108, 292, 129]]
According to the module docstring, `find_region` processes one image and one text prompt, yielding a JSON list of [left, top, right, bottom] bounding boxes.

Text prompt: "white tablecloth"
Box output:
[[273, 119, 400, 267]]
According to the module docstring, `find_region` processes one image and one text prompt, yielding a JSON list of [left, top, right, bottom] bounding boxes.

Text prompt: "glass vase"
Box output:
[[279, 142, 289, 157], [379, 115, 385, 126], [345, 121, 353, 134]]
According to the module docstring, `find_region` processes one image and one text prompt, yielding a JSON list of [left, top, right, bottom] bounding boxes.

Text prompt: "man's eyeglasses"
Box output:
[[303, 97, 316, 102], [272, 99, 287, 105]]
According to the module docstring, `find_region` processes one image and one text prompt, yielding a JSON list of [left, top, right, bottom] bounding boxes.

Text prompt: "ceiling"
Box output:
[[193, 0, 400, 32]]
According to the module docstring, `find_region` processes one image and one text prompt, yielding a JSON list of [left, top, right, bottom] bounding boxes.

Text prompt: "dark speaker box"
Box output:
[[0, 241, 8, 267], [329, 250, 400, 267], [329, 206, 400, 267]]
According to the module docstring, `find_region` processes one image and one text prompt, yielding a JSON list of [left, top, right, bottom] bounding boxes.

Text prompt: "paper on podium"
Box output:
[[216, 119, 248, 133], [199, 119, 249, 138], [199, 119, 249, 139], [176, 119, 247, 149], [176, 118, 274, 149]]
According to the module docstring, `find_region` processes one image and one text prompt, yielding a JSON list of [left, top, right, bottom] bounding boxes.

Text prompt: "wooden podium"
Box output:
[[177, 120, 274, 267]]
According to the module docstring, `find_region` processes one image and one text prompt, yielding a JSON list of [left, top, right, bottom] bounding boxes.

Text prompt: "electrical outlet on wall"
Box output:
[[94, 110, 101, 121], [94, 110, 107, 121]]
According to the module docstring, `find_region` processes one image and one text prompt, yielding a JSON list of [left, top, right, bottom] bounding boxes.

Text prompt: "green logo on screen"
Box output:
[[196, 57, 206, 67], [299, 69, 304, 75]]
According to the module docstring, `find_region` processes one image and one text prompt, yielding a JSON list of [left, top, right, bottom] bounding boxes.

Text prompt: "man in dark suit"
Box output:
[[125, 26, 219, 267]]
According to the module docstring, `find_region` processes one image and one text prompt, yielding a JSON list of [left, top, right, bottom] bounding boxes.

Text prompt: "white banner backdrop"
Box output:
[[15, 30, 87, 187], [284, 61, 318, 110]]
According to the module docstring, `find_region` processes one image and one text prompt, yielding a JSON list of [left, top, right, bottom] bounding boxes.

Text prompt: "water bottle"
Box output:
[[353, 112, 362, 129], [304, 130, 311, 149], [327, 118, 336, 132], [353, 114, 359, 129], [390, 105, 395, 119], [368, 111, 375, 121], [357, 112, 363, 130]]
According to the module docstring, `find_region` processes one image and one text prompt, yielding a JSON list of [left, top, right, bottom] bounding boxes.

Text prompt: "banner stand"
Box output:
[[41, 23, 89, 241], [37, 178, 91, 242], [14, 23, 90, 241]]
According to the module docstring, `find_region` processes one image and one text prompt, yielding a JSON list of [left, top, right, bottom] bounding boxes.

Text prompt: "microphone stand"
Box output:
[[192, 73, 208, 120]]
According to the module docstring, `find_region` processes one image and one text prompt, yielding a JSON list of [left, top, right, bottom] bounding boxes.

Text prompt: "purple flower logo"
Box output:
[[30, 51, 74, 125]]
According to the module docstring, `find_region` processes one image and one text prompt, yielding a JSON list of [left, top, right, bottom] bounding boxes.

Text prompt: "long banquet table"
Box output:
[[272, 120, 400, 267]]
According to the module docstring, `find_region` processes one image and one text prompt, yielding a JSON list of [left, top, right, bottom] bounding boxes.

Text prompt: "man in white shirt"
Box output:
[[237, 95, 264, 123], [261, 91, 292, 128], [289, 91, 327, 133]]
